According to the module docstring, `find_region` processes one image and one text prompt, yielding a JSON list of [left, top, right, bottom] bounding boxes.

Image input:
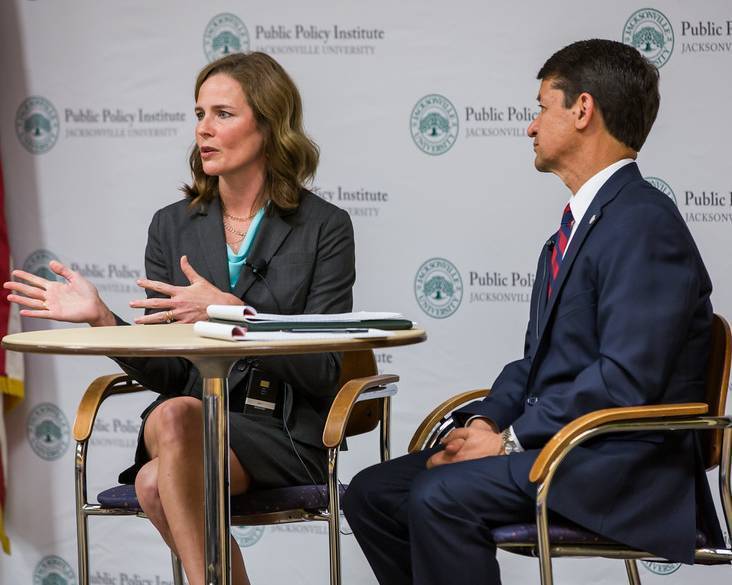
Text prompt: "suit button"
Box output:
[[527, 396, 538, 406]]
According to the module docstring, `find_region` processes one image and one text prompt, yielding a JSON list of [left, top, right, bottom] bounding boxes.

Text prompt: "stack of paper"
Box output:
[[193, 306, 414, 342], [206, 306, 414, 331]]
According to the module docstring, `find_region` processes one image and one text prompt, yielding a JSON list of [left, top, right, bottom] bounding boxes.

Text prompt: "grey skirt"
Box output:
[[118, 394, 327, 489]]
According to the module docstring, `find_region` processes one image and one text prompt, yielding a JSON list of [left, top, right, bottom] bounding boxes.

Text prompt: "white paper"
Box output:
[[206, 305, 404, 324], [193, 321, 246, 341], [205, 305, 258, 322], [194, 321, 395, 342]]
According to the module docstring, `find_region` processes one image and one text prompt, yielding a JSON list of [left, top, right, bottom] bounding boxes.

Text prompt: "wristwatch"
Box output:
[[501, 428, 519, 455]]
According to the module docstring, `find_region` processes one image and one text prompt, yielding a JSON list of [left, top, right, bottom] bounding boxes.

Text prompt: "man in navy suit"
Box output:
[[343, 39, 724, 584]]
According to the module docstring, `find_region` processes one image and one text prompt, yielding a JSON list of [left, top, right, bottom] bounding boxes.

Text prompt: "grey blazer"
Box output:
[[116, 189, 356, 448]]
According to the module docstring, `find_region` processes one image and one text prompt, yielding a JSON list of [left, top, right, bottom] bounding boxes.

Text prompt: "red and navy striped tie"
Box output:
[[547, 203, 574, 298]]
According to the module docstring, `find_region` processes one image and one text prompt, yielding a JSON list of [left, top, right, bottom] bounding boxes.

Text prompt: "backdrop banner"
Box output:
[[1, 1, 730, 583]]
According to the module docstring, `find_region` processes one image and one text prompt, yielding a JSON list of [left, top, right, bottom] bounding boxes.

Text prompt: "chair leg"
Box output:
[[536, 497, 554, 585], [327, 448, 342, 585], [75, 443, 90, 585], [171, 550, 185, 585], [75, 509, 90, 585], [538, 555, 554, 585], [380, 396, 391, 462], [327, 511, 342, 585], [624, 560, 642, 585]]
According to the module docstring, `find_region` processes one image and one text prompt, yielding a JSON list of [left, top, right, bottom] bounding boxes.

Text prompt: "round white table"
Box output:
[[2, 323, 427, 585]]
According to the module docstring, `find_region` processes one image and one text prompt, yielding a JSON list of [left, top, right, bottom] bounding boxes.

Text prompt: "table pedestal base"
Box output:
[[190, 357, 236, 585]]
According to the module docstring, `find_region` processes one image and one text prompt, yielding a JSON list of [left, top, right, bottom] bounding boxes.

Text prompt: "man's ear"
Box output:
[[574, 92, 595, 130]]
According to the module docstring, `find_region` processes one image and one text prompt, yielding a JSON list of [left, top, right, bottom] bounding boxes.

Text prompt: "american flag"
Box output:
[[0, 158, 25, 555]]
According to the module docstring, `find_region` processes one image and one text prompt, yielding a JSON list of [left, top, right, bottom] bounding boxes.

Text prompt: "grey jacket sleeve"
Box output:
[[112, 209, 195, 395]]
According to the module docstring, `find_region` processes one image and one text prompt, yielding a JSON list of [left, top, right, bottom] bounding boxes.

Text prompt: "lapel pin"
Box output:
[[589, 214, 597, 225]]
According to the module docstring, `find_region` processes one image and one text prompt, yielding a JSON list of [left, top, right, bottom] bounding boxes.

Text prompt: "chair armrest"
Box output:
[[322, 374, 399, 448], [408, 389, 490, 453], [529, 402, 709, 483], [72, 374, 145, 443]]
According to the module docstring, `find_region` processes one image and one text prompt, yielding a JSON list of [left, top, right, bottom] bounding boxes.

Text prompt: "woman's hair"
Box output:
[[183, 52, 319, 210]]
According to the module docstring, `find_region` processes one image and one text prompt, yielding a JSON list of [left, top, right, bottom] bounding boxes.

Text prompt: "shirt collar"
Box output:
[[568, 158, 635, 227]]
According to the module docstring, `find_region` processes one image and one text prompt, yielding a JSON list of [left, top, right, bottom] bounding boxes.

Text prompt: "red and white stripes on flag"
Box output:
[[0, 158, 25, 555]]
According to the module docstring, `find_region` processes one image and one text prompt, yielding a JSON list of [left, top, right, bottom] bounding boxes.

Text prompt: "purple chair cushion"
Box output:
[[492, 522, 708, 548], [96, 488, 708, 550], [492, 523, 608, 545], [231, 484, 346, 516], [97, 483, 347, 516], [97, 484, 141, 510]]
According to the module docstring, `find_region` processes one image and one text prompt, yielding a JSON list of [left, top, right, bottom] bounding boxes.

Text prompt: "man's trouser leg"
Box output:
[[343, 448, 534, 585]]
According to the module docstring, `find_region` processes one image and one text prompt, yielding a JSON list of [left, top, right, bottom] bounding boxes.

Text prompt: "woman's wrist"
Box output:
[[89, 302, 117, 327], [222, 293, 245, 306]]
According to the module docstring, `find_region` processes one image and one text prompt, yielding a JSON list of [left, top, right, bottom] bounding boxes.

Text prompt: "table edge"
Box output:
[[1, 330, 427, 357]]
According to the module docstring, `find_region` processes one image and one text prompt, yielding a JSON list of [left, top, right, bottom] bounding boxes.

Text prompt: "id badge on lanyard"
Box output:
[[242, 367, 284, 418]]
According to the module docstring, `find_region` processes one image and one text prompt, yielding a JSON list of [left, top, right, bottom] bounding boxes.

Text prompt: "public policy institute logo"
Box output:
[[34, 555, 77, 585], [415, 258, 463, 319], [15, 96, 60, 154], [23, 249, 64, 283], [27, 403, 71, 461], [623, 8, 674, 67], [410, 95, 459, 155], [232, 526, 265, 547], [641, 560, 681, 575], [204, 13, 250, 61], [645, 176, 677, 204]]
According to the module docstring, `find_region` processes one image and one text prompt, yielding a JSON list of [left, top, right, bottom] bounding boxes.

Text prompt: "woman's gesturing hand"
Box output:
[[3, 260, 116, 327], [130, 255, 243, 324]]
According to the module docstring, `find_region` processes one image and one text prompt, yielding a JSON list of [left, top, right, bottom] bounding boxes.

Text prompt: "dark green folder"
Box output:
[[211, 318, 414, 332]]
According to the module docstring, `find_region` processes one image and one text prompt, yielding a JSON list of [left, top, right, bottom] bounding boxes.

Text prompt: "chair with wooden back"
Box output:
[[409, 313, 732, 584], [73, 349, 397, 585]]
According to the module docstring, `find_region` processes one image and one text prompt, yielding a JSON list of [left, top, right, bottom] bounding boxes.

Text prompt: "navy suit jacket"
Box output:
[[454, 163, 724, 562]]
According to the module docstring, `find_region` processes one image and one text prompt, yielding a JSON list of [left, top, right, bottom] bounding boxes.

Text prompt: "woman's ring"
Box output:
[[164, 310, 174, 324]]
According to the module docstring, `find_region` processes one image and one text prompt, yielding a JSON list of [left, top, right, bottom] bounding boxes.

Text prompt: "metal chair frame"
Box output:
[[74, 350, 395, 585], [409, 314, 732, 584]]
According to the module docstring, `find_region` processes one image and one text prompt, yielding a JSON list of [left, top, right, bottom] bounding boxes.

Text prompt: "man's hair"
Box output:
[[537, 39, 660, 151]]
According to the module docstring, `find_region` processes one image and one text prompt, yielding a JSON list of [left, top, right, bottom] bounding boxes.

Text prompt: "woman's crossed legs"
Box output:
[[134, 396, 252, 585]]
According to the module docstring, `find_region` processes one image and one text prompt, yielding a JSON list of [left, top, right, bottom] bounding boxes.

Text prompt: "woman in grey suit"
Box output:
[[5, 52, 355, 585]]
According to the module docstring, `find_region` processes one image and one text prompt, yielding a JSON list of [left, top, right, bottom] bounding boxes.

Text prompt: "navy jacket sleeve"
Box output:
[[452, 333, 531, 430], [450, 242, 551, 429]]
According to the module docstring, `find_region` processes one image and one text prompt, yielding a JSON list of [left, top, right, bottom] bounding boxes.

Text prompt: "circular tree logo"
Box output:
[[23, 249, 65, 283], [640, 560, 681, 575], [34, 555, 77, 585], [232, 526, 265, 548], [410, 95, 459, 156], [645, 176, 676, 204], [203, 13, 250, 62], [623, 8, 674, 68], [415, 258, 463, 319], [15, 96, 60, 154], [27, 403, 71, 461]]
